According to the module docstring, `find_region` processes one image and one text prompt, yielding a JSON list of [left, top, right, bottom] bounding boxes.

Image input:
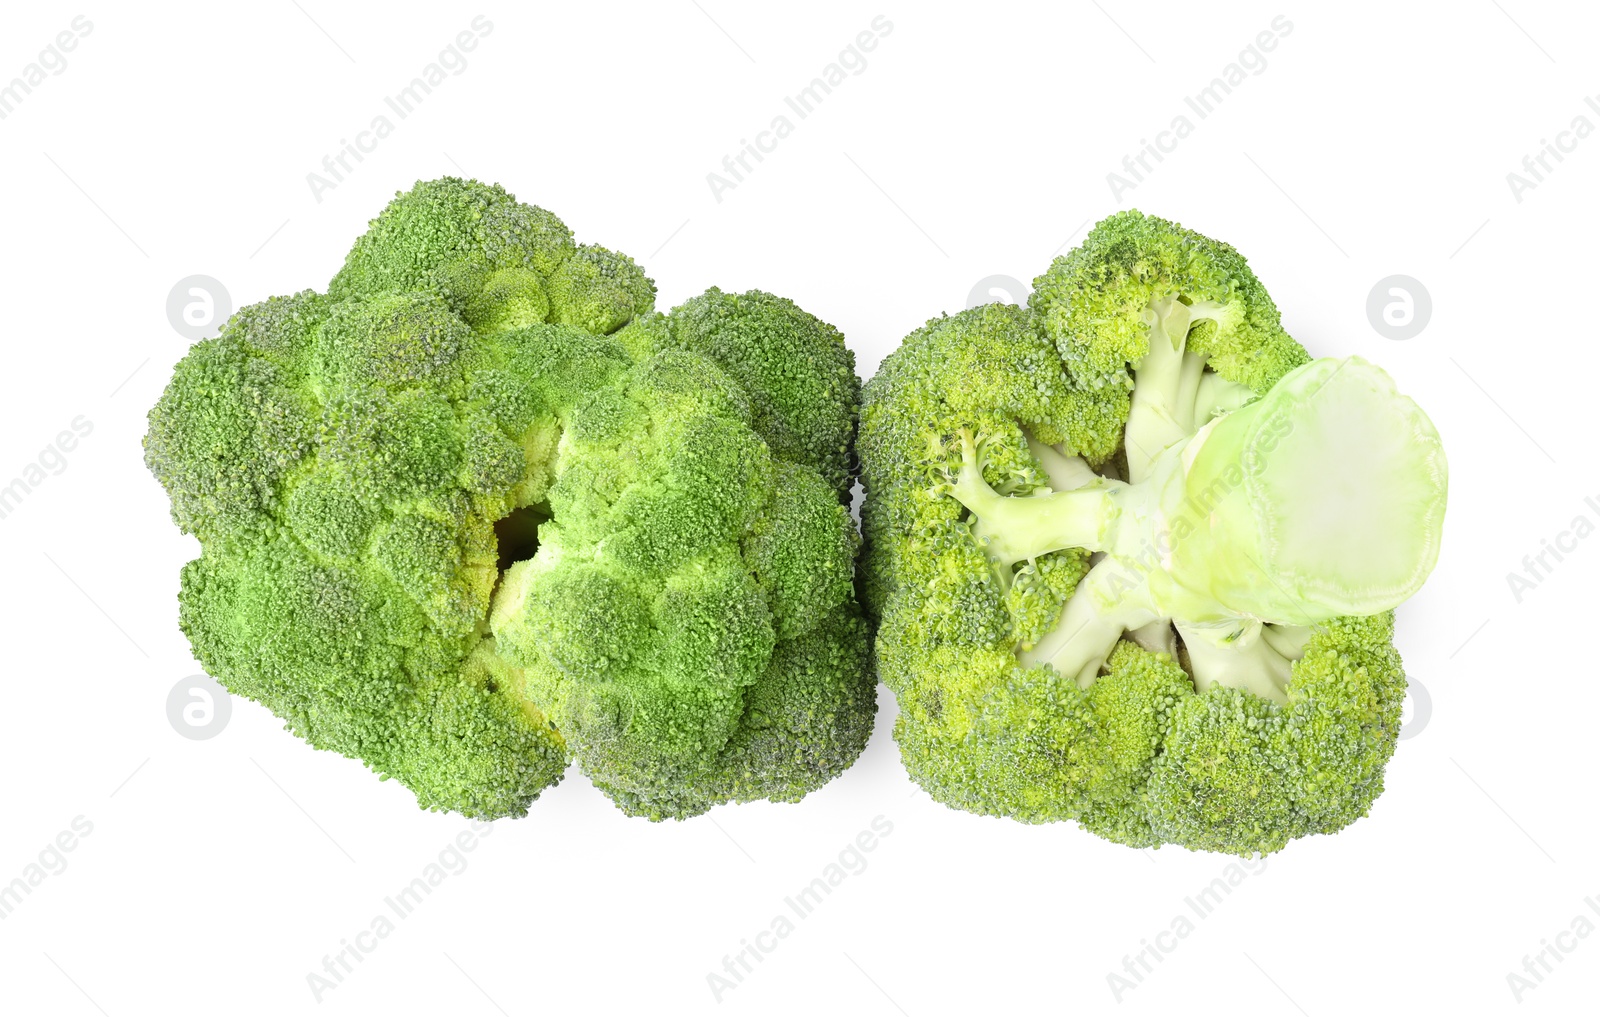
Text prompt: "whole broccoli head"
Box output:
[[145, 177, 873, 820], [859, 210, 1447, 855]]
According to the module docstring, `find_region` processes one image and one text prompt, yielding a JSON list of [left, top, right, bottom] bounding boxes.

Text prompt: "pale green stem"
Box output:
[[948, 430, 1122, 568], [1123, 298, 1256, 482], [1127, 619, 1177, 658], [1025, 433, 1099, 491], [1191, 371, 1257, 431], [1178, 621, 1295, 705], [1123, 298, 1192, 483], [948, 353, 1442, 704], [1019, 556, 1159, 685]]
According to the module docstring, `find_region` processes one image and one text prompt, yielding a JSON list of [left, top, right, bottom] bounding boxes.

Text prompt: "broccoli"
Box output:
[[145, 177, 873, 821], [858, 210, 1447, 855]]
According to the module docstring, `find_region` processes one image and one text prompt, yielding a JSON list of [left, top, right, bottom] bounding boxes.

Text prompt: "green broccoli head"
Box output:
[[859, 211, 1447, 856], [488, 339, 871, 821], [145, 177, 872, 820]]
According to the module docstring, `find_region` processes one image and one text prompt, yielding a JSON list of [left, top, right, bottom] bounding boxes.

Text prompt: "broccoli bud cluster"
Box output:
[[146, 178, 874, 820], [858, 211, 1446, 855]]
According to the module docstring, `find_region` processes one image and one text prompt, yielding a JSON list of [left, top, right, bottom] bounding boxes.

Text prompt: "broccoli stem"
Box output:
[[1025, 433, 1099, 491], [1017, 556, 1159, 684], [1260, 623, 1313, 658], [1128, 618, 1176, 657], [1122, 298, 1192, 483], [1178, 621, 1295, 703], [1123, 297, 1255, 483], [1015, 528, 1310, 705], [1192, 370, 1258, 430], [947, 352, 1446, 703], [948, 429, 1122, 567]]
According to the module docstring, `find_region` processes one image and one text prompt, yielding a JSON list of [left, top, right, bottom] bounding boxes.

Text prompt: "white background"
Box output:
[[0, 2, 1593, 1014]]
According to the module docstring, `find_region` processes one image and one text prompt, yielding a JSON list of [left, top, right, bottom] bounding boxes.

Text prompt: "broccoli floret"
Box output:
[[329, 176, 576, 298], [859, 210, 1447, 855], [146, 177, 873, 821], [489, 343, 873, 820], [657, 288, 861, 497]]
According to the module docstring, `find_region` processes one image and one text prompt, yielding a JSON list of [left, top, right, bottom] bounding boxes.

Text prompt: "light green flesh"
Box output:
[[947, 300, 1447, 704], [1245, 358, 1448, 615]]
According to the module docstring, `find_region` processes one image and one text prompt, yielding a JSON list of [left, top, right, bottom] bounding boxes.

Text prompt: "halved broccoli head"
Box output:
[[859, 210, 1446, 856], [146, 177, 872, 820]]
